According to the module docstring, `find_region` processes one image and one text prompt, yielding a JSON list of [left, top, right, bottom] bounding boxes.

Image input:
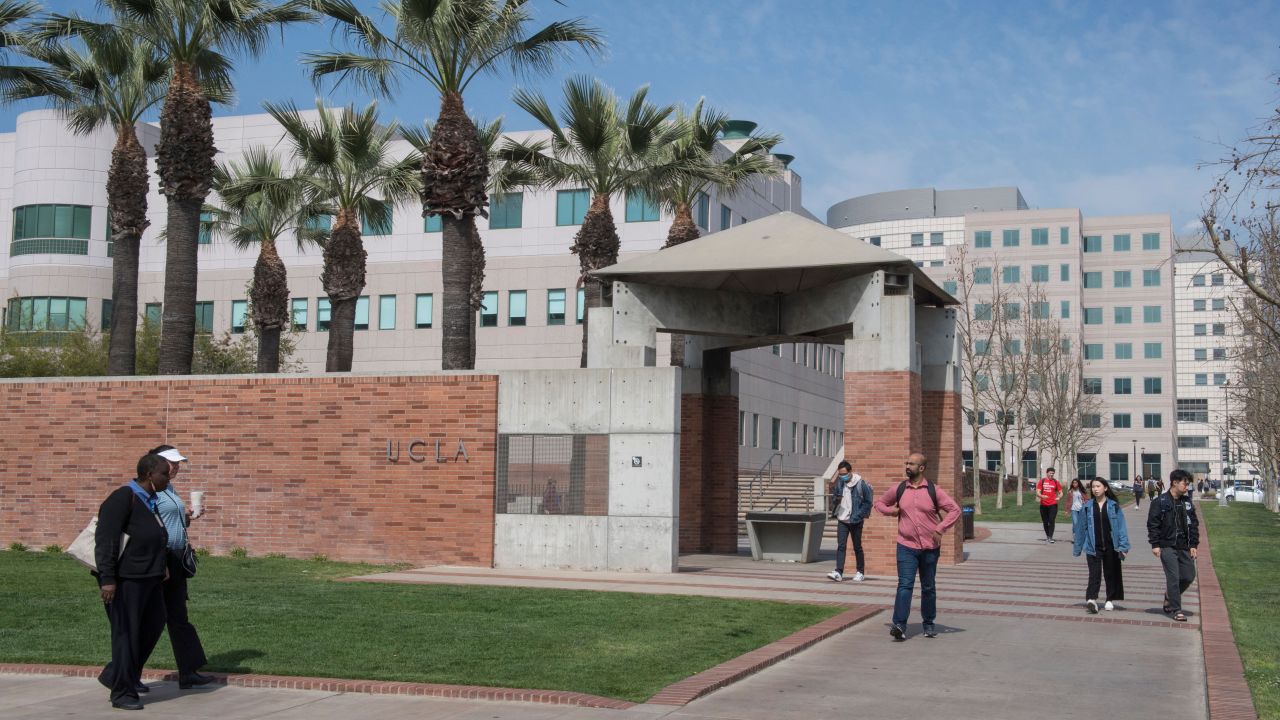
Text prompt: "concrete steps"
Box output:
[[737, 474, 821, 535]]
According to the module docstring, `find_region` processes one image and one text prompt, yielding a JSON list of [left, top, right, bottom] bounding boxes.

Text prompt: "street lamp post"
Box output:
[[1221, 380, 1231, 507], [1132, 440, 1137, 483]]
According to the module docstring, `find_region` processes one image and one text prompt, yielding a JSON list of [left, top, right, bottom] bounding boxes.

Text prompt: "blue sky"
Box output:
[[3, 0, 1278, 233]]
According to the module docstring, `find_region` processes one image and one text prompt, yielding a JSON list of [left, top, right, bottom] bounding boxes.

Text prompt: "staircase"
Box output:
[[736, 474, 822, 536]]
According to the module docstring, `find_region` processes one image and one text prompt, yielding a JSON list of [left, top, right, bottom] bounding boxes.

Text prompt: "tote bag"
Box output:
[[66, 516, 127, 572]]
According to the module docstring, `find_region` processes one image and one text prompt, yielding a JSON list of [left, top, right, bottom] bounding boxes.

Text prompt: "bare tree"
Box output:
[[1024, 309, 1107, 483], [975, 265, 1026, 510], [950, 245, 1001, 513]]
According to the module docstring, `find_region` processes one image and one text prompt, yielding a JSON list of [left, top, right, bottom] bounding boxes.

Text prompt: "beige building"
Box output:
[[827, 187, 1177, 482]]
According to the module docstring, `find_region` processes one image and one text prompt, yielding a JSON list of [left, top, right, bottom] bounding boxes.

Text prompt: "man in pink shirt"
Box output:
[[874, 452, 962, 640]]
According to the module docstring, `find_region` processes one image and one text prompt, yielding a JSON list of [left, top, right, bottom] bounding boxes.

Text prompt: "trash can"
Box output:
[[962, 505, 975, 540]]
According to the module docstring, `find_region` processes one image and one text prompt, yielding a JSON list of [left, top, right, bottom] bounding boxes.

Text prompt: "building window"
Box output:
[[1113, 413, 1132, 429], [974, 267, 992, 284], [354, 296, 370, 330], [291, 298, 308, 331], [1143, 413, 1163, 429], [868, 236, 881, 246], [508, 290, 527, 326], [1109, 453, 1130, 481], [545, 289, 566, 325], [1177, 398, 1209, 423], [1002, 265, 1020, 283], [974, 230, 991, 248], [1211, 274, 1224, 286], [197, 211, 214, 245], [1004, 339, 1021, 356], [1114, 306, 1132, 324], [1114, 377, 1132, 394], [1194, 324, 1207, 336], [624, 189, 660, 223], [911, 232, 924, 247], [1114, 343, 1132, 360], [1004, 302, 1020, 320], [1193, 348, 1207, 361], [576, 287, 585, 324], [361, 200, 392, 236], [750, 413, 760, 448], [1061, 300, 1070, 319], [1082, 272, 1102, 288], [1083, 307, 1102, 325], [975, 303, 992, 321], [1060, 226, 1070, 245], [556, 189, 590, 226], [5, 296, 88, 331], [1212, 323, 1225, 336], [1058, 263, 1069, 282], [984, 450, 1001, 472], [144, 302, 162, 326], [1077, 453, 1097, 479], [999, 228, 1018, 247], [1143, 269, 1161, 287], [424, 214, 442, 232], [695, 192, 710, 230], [229, 300, 247, 334], [489, 192, 523, 229], [1083, 377, 1102, 394], [1113, 234, 1130, 252], [378, 295, 396, 330], [1192, 274, 1205, 287], [943, 280, 957, 295], [1193, 299, 1206, 311], [1144, 342, 1162, 359], [1142, 232, 1160, 250], [1029, 264, 1049, 283], [1081, 414, 1102, 429], [930, 231, 943, 246], [1113, 270, 1131, 288], [1213, 348, 1226, 361], [1031, 301, 1049, 319], [1143, 306, 1161, 323], [317, 298, 331, 332], [192, 301, 213, 334], [770, 417, 781, 451], [1031, 227, 1048, 246], [738, 412, 746, 445], [1213, 373, 1227, 385], [1144, 377, 1162, 394], [101, 299, 113, 332], [1212, 298, 1226, 311], [1195, 373, 1208, 386], [415, 294, 433, 328], [1083, 235, 1102, 253], [479, 291, 498, 327], [1178, 436, 1210, 449]]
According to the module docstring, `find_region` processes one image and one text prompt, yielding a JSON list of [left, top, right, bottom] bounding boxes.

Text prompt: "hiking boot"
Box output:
[[851, 572, 865, 582], [826, 570, 843, 582], [890, 624, 905, 641], [1086, 599, 1099, 614]]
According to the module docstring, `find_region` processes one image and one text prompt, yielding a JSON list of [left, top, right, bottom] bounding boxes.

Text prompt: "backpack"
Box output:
[[894, 480, 939, 514]]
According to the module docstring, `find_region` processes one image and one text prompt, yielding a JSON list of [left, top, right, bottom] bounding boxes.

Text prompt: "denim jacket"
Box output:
[[829, 475, 873, 524], [1072, 498, 1131, 557]]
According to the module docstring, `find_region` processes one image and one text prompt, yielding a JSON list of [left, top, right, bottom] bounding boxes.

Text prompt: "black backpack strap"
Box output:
[[894, 481, 908, 506], [927, 481, 939, 512]]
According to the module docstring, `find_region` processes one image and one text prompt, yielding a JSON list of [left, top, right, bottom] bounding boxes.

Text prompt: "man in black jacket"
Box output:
[[1147, 469, 1199, 622]]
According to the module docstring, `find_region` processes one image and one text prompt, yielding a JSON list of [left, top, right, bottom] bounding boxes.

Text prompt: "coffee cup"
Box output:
[[190, 491, 205, 517]]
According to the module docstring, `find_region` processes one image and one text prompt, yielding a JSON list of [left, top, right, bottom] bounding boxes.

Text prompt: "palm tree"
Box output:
[[76, 0, 313, 375], [264, 100, 419, 371], [206, 147, 327, 372], [656, 100, 782, 366], [304, 0, 602, 370], [503, 77, 685, 367], [3, 22, 176, 375], [0, 1, 58, 94]]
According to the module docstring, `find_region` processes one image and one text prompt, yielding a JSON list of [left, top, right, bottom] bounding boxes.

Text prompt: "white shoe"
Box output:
[[1086, 599, 1099, 614], [827, 570, 843, 582], [851, 572, 865, 582], [1104, 601, 1115, 611]]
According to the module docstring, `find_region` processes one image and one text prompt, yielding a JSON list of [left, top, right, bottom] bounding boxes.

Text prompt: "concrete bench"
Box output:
[[744, 511, 828, 563]]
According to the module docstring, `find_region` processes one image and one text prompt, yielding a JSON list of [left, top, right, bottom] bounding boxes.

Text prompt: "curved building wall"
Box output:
[[827, 186, 1028, 228]]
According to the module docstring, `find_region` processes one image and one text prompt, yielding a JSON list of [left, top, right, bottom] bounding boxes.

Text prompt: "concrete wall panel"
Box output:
[[606, 516, 678, 572], [607, 433, 679, 518], [497, 369, 611, 434], [608, 367, 680, 433], [493, 515, 608, 570]]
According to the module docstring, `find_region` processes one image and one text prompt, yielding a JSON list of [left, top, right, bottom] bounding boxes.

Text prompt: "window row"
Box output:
[[1081, 376, 1164, 395], [972, 301, 1072, 321], [1190, 298, 1228, 312], [972, 229, 1161, 252], [479, 288, 586, 327], [1080, 412, 1163, 429], [960, 451, 1163, 483], [1192, 348, 1228, 362], [1192, 373, 1230, 386], [737, 412, 843, 457], [909, 232, 945, 247], [1080, 269, 1162, 288], [1082, 342, 1163, 360], [1081, 305, 1163, 325], [1191, 323, 1228, 337], [1083, 233, 1162, 253], [5, 296, 88, 332], [1190, 273, 1226, 287], [12, 204, 93, 241]]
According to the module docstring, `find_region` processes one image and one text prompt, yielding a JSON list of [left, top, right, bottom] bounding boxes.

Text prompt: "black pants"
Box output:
[[1085, 550, 1125, 601], [1160, 547, 1197, 612], [1133, 492, 1142, 508], [163, 553, 208, 676], [99, 577, 166, 703], [835, 520, 864, 574], [1039, 504, 1058, 539]]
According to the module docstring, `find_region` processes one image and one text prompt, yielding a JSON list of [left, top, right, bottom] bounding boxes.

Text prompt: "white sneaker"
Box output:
[[851, 572, 865, 582], [1104, 601, 1115, 611], [827, 570, 843, 582], [1086, 599, 1099, 614]]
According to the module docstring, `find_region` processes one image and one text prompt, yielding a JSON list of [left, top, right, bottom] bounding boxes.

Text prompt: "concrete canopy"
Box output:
[[594, 211, 957, 306]]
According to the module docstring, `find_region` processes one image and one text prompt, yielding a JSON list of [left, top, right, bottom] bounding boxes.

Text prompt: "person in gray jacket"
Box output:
[[827, 460, 873, 582]]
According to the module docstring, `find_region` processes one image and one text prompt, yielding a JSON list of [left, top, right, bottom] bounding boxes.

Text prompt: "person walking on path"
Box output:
[[1073, 478, 1130, 614], [1148, 469, 1199, 622], [150, 445, 213, 689], [873, 452, 961, 641], [827, 460, 873, 582], [1035, 468, 1064, 543], [95, 454, 171, 711], [1066, 478, 1087, 536], [1132, 475, 1145, 508]]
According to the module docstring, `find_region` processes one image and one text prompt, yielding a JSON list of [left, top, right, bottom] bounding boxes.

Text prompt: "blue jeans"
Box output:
[[892, 543, 940, 628]]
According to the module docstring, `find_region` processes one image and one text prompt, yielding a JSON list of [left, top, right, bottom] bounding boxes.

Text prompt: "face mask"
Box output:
[[838, 473, 850, 480]]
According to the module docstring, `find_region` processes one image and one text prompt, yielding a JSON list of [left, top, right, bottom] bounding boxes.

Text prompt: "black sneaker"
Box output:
[[923, 624, 938, 638], [890, 624, 905, 641]]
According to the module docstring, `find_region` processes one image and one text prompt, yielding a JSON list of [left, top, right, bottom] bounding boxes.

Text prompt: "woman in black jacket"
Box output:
[[95, 453, 172, 711]]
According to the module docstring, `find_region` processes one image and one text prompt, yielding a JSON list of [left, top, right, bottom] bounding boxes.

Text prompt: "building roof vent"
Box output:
[[772, 153, 795, 169], [721, 120, 757, 139]]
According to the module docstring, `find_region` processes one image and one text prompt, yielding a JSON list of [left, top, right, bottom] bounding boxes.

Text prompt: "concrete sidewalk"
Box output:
[[1, 508, 1208, 719]]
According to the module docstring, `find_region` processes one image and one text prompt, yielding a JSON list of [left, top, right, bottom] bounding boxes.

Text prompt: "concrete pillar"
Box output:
[[678, 344, 739, 554]]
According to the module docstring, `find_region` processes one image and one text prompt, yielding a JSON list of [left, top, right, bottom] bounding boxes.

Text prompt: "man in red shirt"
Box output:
[[874, 452, 961, 641], [1035, 467, 1064, 543]]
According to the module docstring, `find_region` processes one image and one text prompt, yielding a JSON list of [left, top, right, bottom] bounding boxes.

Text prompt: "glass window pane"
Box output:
[[354, 296, 369, 329], [292, 298, 308, 331], [37, 205, 55, 237], [231, 300, 247, 332], [379, 295, 396, 330], [48, 297, 68, 330], [576, 287, 585, 324], [101, 298, 113, 331], [490, 192, 523, 229], [480, 290, 498, 327], [547, 289, 565, 325], [508, 290, 527, 326], [415, 294, 433, 328], [72, 206, 92, 239], [424, 214, 442, 232], [317, 298, 331, 331]]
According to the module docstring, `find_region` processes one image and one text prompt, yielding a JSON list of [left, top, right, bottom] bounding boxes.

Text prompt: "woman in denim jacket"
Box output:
[[1072, 478, 1130, 614]]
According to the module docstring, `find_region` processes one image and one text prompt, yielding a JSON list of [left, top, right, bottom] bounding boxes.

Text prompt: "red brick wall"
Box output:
[[678, 393, 739, 554], [0, 375, 498, 567], [923, 389, 964, 564]]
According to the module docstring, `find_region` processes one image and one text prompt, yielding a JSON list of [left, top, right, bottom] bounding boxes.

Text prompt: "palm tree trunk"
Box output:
[[251, 237, 289, 374], [468, 218, 485, 368], [156, 61, 215, 375], [106, 125, 149, 375], [321, 209, 366, 372], [571, 194, 620, 368], [663, 202, 700, 366], [425, 91, 488, 371]]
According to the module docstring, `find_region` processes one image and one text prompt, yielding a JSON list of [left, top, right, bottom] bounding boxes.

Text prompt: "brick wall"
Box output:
[[0, 375, 498, 567], [678, 394, 706, 552], [678, 393, 739, 554], [922, 389, 964, 564]]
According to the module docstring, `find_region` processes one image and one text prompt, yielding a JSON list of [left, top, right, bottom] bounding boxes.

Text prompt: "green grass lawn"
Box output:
[[1200, 503, 1280, 719], [0, 551, 840, 703], [969, 490, 1136, 523]]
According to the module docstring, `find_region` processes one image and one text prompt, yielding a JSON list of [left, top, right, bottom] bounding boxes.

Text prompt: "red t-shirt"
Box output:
[[1036, 477, 1062, 506]]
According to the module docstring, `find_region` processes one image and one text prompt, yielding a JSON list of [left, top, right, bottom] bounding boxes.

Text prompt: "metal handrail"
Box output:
[[744, 452, 783, 511]]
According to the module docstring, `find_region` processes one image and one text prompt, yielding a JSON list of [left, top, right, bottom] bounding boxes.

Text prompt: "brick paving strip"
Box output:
[[0, 605, 880, 710], [1195, 507, 1260, 720]]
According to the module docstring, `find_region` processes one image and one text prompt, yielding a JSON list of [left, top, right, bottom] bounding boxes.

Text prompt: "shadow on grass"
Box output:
[[206, 649, 264, 673]]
